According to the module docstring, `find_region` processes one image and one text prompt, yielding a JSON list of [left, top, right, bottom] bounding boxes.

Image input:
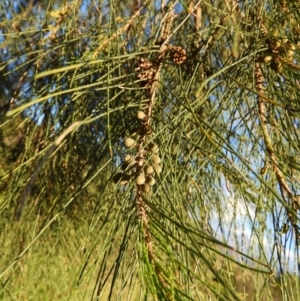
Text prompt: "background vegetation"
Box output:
[[1, 0, 300, 300]]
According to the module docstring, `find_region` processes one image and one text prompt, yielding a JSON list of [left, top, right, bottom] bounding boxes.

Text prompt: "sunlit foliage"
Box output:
[[1, 0, 300, 300]]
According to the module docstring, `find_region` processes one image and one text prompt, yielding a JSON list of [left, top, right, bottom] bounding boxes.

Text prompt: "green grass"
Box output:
[[1, 214, 299, 301], [0, 215, 149, 301], [1, 220, 88, 300]]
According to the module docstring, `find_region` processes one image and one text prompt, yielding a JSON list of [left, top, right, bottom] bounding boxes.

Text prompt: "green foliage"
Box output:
[[1, 0, 300, 300]]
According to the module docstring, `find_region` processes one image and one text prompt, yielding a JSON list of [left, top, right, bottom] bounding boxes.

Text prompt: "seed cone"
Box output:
[[137, 110, 146, 120], [145, 165, 154, 174], [124, 154, 132, 162], [136, 174, 146, 185], [146, 176, 156, 186], [151, 154, 161, 164], [153, 163, 162, 174], [142, 184, 151, 193], [263, 56, 272, 64], [124, 137, 136, 148], [148, 142, 159, 153]]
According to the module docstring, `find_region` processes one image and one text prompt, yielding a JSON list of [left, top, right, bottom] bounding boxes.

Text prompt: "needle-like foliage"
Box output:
[[1, 0, 300, 300]]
